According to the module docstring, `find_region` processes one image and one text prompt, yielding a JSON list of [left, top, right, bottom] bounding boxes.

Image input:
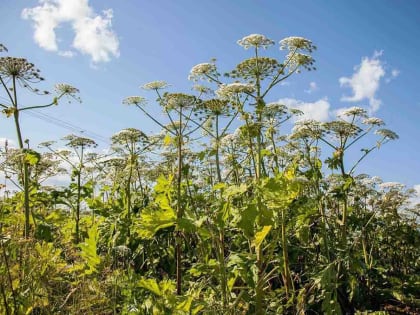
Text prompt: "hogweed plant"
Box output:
[[0, 45, 80, 237], [0, 35, 418, 315]]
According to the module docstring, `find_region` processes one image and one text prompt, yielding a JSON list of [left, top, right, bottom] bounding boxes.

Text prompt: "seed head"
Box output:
[[0, 57, 43, 83]]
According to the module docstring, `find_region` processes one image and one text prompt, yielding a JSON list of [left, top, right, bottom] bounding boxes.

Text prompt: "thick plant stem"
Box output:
[[11, 75, 31, 238], [281, 207, 293, 297], [254, 47, 265, 315], [126, 155, 133, 239], [75, 170, 81, 244], [176, 108, 183, 295], [214, 115, 228, 308], [1, 241, 17, 313], [218, 230, 228, 310], [215, 115, 222, 183], [75, 145, 84, 244]]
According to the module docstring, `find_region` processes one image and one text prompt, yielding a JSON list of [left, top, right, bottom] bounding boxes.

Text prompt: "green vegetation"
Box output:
[[0, 35, 419, 314]]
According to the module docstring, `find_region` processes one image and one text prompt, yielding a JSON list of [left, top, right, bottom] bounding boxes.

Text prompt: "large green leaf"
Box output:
[[78, 223, 101, 275], [253, 225, 272, 251], [136, 205, 176, 239]]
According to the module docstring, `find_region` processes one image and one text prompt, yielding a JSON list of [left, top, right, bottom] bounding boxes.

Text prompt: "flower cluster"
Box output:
[[229, 57, 280, 81], [163, 93, 197, 110], [279, 36, 316, 53], [0, 57, 43, 83], [111, 128, 148, 145], [323, 121, 362, 138], [141, 80, 169, 90], [215, 83, 254, 99], [122, 96, 147, 106], [290, 119, 323, 139], [375, 129, 399, 140], [379, 182, 405, 191], [362, 117, 385, 126], [339, 106, 368, 118], [54, 83, 80, 102], [285, 53, 315, 71], [192, 84, 212, 95], [237, 34, 275, 49], [263, 102, 288, 119], [55, 83, 79, 96], [201, 99, 230, 115], [63, 134, 97, 148], [188, 62, 218, 81]]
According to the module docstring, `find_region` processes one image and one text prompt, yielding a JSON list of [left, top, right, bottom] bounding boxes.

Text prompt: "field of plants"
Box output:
[[0, 35, 419, 314]]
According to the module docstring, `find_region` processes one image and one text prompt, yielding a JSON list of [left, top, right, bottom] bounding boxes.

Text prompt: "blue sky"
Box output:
[[0, 0, 419, 193]]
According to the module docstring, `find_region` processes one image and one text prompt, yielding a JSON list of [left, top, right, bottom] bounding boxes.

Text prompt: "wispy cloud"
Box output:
[[279, 97, 331, 122], [58, 50, 76, 58], [22, 0, 119, 64], [339, 51, 385, 114], [386, 69, 400, 83], [305, 81, 318, 94]]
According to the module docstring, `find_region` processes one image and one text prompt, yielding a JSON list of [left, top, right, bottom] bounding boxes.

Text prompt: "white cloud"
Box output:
[[386, 69, 400, 83], [58, 50, 76, 58], [305, 81, 318, 94], [22, 0, 119, 63], [339, 51, 385, 113], [279, 97, 331, 122], [391, 69, 400, 77]]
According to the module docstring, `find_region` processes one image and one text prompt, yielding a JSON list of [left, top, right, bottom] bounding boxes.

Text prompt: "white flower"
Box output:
[[375, 129, 399, 140], [122, 96, 147, 106], [284, 52, 315, 70], [141, 81, 169, 90], [215, 83, 254, 99], [188, 62, 218, 81], [279, 37, 316, 52], [362, 117, 385, 126], [339, 106, 368, 118], [55, 83, 79, 95], [291, 119, 322, 139], [237, 34, 274, 49], [379, 182, 405, 191], [220, 133, 238, 147]]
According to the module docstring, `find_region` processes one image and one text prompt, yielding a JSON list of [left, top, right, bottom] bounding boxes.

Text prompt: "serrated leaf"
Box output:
[[138, 278, 162, 296], [137, 206, 176, 239]]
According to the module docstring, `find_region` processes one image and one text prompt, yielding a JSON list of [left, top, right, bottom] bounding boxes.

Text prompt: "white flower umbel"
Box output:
[[188, 63, 217, 81], [141, 80, 169, 90], [216, 83, 254, 99], [279, 37, 316, 52], [362, 117, 385, 126], [379, 182, 405, 191], [237, 34, 274, 49], [122, 96, 147, 106], [375, 129, 399, 140], [55, 83, 79, 95], [339, 106, 368, 118]]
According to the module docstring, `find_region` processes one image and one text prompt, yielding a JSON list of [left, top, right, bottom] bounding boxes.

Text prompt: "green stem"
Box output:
[[176, 107, 183, 295]]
